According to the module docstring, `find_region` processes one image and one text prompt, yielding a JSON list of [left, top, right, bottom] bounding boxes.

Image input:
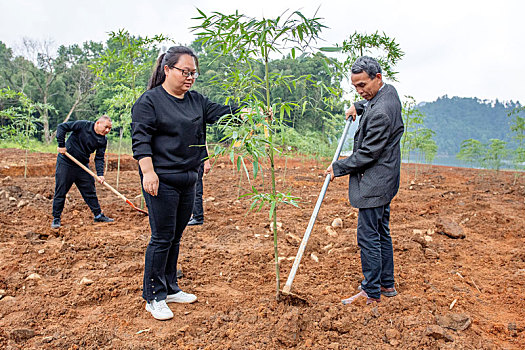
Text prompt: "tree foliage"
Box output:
[[401, 96, 438, 178], [508, 106, 525, 175], [419, 96, 520, 156], [457, 138, 509, 172], [0, 88, 54, 177], [457, 139, 485, 168]]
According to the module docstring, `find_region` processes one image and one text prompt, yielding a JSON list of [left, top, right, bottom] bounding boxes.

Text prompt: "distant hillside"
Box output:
[[418, 96, 521, 155]]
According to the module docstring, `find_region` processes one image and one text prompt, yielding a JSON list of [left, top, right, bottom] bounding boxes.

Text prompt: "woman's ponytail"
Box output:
[[147, 53, 166, 90]]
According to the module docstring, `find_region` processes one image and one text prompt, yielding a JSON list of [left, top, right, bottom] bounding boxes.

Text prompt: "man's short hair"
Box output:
[[351, 56, 382, 79], [98, 115, 111, 123]]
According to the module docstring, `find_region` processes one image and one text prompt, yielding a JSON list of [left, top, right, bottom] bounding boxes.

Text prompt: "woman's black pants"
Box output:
[[141, 171, 197, 302]]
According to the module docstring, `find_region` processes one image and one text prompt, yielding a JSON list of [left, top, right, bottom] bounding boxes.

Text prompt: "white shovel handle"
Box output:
[[282, 118, 352, 294]]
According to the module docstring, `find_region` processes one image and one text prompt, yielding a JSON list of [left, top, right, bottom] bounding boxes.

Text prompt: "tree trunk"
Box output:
[[42, 92, 51, 144]]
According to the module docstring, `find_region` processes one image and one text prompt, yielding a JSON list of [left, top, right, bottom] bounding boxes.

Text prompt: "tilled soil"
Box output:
[[0, 148, 524, 349]]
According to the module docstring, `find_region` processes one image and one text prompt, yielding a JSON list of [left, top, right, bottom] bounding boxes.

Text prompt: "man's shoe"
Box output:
[[94, 213, 114, 223], [380, 286, 398, 297], [366, 297, 381, 305], [358, 284, 398, 297], [343, 287, 380, 305], [145, 299, 173, 320], [51, 218, 61, 229], [166, 291, 197, 304], [187, 218, 203, 226]]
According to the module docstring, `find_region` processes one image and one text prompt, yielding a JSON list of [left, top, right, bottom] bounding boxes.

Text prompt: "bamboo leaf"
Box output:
[[319, 46, 342, 52]]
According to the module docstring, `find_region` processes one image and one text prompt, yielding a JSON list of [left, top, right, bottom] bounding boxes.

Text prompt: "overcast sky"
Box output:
[[0, 0, 523, 104]]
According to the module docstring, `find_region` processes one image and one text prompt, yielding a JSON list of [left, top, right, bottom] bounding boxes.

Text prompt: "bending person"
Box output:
[[51, 116, 114, 228], [131, 46, 240, 321]]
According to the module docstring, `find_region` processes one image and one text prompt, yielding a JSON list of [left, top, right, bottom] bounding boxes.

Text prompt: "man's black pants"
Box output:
[[357, 202, 395, 299], [191, 162, 205, 221], [52, 159, 102, 218]]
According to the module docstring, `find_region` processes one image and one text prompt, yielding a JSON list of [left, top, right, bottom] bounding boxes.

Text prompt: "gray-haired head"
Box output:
[[351, 56, 382, 79], [98, 115, 112, 123]]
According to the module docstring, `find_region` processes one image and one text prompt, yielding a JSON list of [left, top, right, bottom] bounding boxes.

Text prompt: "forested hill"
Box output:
[[418, 96, 521, 155]]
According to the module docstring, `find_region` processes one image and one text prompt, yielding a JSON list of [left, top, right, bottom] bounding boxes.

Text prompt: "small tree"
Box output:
[[193, 9, 329, 298], [457, 138, 486, 169], [401, 96, 425, 163], [412, 128, 437, 176], [0, 88, 54, 177], [400, 96, 437, 179], [485, 138, 508, 172], [508, 106, 525, 183], [320, 31, 404, 83]]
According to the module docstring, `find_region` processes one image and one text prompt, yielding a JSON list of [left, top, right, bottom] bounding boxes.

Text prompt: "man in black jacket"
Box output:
[[51, 116, 114, 228], [326, 56, 404, 305]]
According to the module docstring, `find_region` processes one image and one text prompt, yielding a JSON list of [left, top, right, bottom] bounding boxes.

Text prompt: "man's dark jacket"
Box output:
[[332, 83, 404, 208], [56, 120, 107, 176]]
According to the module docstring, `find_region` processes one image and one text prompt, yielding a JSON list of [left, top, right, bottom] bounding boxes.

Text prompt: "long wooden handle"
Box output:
[[64, 152, 125, 200], [63, 152, 148, 215], [282, 118, 352, 295]]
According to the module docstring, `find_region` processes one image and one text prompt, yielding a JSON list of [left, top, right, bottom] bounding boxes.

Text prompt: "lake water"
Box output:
[[402, 154, 520, 170]]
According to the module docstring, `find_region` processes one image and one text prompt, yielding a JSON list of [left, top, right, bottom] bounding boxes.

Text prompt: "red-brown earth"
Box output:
[[0, 148, 524, 349]]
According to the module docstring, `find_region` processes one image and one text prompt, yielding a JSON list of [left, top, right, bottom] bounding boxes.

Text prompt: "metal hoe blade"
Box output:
[[282, 118, 352, 295]]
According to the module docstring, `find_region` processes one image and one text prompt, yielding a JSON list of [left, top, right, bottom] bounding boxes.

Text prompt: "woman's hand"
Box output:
[[203, 159, 211, 175], [139, 157, 159, 196], [142, 171, 159, 196]]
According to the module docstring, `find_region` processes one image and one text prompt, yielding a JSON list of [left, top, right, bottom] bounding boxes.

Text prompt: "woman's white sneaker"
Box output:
[[145, 299, 173, 320], [166, 291, 197, 304]]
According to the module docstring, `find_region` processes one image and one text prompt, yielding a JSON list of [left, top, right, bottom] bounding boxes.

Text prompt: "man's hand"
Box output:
[[203, 159, 211, 175], [97, 176, 105, 184], [345, 104, 357, 121], [325, 164, 335, 182], [58, 147, 67, 154]]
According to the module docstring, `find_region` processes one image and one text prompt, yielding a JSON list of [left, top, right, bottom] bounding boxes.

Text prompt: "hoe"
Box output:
[[282, 118, 352, 297], [64, 152, 148, 215]]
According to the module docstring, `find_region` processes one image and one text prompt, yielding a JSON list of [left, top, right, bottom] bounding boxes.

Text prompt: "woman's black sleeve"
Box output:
[[202, 95, 240, 124], [131, 96, 157, 161]]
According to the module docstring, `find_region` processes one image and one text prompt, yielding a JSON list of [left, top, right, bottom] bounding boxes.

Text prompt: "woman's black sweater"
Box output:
[[131, 86, 236, 174]]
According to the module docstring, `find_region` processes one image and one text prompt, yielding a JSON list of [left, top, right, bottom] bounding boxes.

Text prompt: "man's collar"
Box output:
[[369, 83, 387, 105]]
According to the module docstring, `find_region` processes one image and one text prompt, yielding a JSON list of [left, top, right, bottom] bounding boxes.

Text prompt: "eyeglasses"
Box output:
[[172, 66, 199, 79]]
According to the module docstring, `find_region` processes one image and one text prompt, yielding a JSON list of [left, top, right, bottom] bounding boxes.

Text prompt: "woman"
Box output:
[[131, 46, 238, 320]]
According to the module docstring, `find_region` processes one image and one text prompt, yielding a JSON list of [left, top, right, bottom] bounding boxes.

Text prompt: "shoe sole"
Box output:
[[358, 285, 398, 297], [166, 297, 197, 304], [145, 305, 173, 320]]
